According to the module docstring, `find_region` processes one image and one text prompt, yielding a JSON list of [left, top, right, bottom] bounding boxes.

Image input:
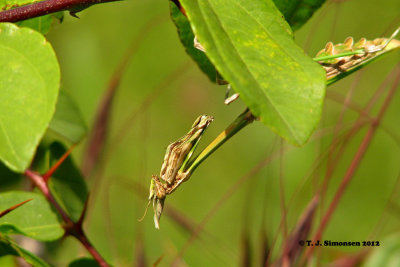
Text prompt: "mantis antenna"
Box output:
[[137, 199, 151, 222]]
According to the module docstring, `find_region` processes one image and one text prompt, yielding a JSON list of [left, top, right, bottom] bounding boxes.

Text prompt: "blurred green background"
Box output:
[[9, 0, 400, 265]]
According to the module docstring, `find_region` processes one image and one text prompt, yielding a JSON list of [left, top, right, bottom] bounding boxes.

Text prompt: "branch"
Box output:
[[24, 169, 110, 267], [0, 0, 121, 23]]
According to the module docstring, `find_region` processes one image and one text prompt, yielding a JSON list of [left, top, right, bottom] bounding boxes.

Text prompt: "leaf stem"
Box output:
[[0, 0, 121, 23], [24, 169, 110, 267], [185, 109, 256, 175]]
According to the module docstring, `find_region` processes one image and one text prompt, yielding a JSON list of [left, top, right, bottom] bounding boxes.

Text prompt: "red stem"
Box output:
[[0, 0, 120, 22], [279, 140, 289, 265], [24, 169, 110, 267], [320, 66, 399, 202], [304, 68, 400, 260], [73, 227, 109, 267]]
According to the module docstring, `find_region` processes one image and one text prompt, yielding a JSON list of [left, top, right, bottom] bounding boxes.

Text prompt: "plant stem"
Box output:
[[72, 227, 109, 267], [25, 170, 71, 223], [303, 67, 400, 261], [0, 0, 121, 22], [24, 169, 110, 267], [185, 109, 256, 175]]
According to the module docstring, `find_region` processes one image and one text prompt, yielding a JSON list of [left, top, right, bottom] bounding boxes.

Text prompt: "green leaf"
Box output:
[[0, 255, 16, 267], [0, 0, 37, 10], [16, 17, 53, 35], [0, 191, 64, 241], [69, 258, 100, 267], [0, 162, 21, 189], [0, 23, 60, 172], [0, 237, 50, 267], [16, 13, 64, 35], [48, 142, 89, 222], [272, 0, 326, 31], [169, 0, 325, 83], [169, 0, 324, 88], [47, 90, 87, 145], [170, 3, 217, 83], [180, 0, 326, 145]]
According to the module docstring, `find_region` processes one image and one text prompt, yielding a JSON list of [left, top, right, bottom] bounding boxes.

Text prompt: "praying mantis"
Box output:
[[143, 110, 255, 229], [147, 115, 213, 229]]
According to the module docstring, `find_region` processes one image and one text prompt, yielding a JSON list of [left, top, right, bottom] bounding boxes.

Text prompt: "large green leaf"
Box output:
[[0, 191, 64, 241], [272, 0, 326, 30], [47, 90, 87, 145], [0, 23, 60, 172], [170, 3, 217, 83], [180, 0, 326, 145], [0, 237, 49, 267], [48, 142, 89, 222]]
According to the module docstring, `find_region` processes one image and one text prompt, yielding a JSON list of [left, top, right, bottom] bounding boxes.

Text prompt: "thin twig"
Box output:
[[0, 0, 121, 22], [319, 65, 400, 209], [279, 139, 289, 266]]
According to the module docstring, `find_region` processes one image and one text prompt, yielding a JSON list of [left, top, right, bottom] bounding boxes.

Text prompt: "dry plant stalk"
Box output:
[[315, 27, 400, 81]]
